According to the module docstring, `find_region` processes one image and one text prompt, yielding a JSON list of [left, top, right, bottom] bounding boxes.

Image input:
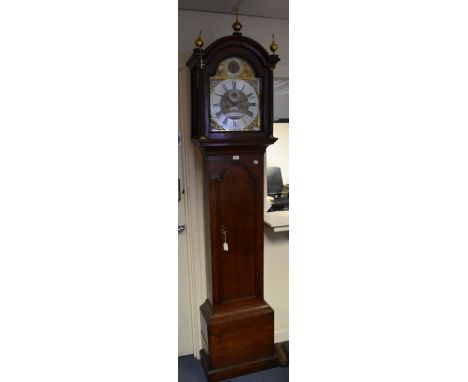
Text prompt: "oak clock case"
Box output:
[[187, 23, 280, 382]]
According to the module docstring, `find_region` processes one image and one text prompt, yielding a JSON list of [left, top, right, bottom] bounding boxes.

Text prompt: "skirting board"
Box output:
[[274, 328, 289, 344]]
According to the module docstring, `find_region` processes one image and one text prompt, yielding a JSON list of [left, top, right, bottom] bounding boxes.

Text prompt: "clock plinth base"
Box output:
[[199, 299, 277, 381], [200, 349, 277, 382]]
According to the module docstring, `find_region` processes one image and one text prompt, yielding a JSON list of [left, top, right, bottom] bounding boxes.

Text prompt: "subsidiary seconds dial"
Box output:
[[210, 79, 259, 131]]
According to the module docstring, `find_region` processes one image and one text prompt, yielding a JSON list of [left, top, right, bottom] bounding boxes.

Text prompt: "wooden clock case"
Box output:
[[187, 30, 280, 382]]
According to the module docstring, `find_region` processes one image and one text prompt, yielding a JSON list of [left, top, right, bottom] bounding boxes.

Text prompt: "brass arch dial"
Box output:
[[209, 57, 261, 132]]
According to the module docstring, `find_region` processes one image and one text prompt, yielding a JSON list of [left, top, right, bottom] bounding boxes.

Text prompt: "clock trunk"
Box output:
[[200, 148, 276, 381], [207, 152, 265, 305]]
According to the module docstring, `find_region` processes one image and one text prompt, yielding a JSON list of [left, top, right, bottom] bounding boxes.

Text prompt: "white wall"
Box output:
[[178, 10, 288, 77], [264, 229, 289, 343], [179, 10, 289, 345], [267, 123, 289, 185]]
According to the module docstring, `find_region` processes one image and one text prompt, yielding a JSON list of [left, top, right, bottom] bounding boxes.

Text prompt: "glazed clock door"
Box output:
[[209, 57, 262, 132]]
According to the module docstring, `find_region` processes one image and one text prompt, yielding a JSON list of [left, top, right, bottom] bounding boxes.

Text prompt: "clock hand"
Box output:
[[230, 98, 243, 106]]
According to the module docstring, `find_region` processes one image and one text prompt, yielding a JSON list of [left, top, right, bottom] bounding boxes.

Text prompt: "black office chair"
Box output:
[[267, 167, 289, 211]]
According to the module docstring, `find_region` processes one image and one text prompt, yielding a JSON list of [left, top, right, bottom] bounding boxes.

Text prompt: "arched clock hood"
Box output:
[[186, 28, 280, 150]]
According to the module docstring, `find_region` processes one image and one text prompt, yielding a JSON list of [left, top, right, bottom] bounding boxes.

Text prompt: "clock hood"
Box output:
[[186, 32, 280, 147]]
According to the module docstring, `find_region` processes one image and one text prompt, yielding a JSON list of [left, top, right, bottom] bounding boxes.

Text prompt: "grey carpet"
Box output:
[[178, 356, 289, 382]]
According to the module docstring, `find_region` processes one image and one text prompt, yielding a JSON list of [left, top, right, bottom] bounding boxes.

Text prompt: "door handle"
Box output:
[[178, 224, 186, 233]]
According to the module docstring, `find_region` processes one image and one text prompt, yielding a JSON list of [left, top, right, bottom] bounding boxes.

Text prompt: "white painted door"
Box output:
[[178, 98, 194, 357]]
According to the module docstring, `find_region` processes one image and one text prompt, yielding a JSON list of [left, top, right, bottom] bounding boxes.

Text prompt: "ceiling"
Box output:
[[178, 0, 288, 20]]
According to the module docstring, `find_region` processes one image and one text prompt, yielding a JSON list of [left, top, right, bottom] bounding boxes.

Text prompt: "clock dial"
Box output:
[[210, 79, 259, 131], [209, 57, 261, 132]]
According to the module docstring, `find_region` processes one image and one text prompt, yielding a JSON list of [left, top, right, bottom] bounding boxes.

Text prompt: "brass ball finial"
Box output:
[[270, 33, 278, 54], [194, 30, 204, 49], [232, 8, 242, 33]]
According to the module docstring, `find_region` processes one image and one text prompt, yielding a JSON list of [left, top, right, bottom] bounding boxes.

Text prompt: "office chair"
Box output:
[[267, 167, 289, 211]]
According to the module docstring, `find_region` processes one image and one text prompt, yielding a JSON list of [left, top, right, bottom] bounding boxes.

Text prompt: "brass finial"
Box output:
[[270, 33, 278, 54], [194, 31, 204, 49], [232, 8, 242, 33]]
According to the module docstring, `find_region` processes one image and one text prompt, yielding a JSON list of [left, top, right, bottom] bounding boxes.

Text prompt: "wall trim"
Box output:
[[274, 328, 289, 344], [179, 67, 207, 358]]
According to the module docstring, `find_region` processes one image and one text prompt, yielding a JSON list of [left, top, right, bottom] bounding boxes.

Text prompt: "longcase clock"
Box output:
[[186, 16, 280, 382]]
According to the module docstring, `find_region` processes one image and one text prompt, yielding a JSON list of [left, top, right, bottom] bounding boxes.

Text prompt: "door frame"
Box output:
[[178, 66, 206, 358]]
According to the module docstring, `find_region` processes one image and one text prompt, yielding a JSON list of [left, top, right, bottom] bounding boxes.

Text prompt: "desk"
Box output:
[[264, 210, 289, 232]]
